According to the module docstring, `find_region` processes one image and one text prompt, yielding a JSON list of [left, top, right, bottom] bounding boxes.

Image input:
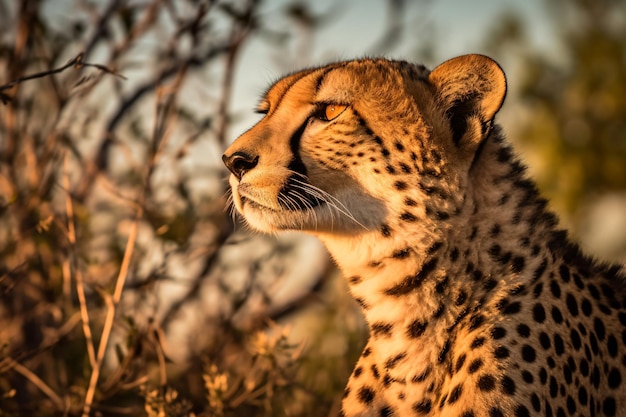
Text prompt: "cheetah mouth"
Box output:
[[239, 194, 325, 215], [241, 194, 325, 213], [242, 197, 280, 212], [235, 175, 326, 213], [277, 179, 325, 212], [238, 190, 328, 233]]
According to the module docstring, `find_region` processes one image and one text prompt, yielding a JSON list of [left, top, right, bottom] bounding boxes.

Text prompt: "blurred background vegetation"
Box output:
[[0, 0, 624, 416]]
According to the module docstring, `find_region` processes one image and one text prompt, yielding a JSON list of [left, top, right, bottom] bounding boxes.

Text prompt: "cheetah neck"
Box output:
[[317, 130, 563, 382]]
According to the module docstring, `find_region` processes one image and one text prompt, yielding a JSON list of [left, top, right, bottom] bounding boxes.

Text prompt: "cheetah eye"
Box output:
[[323, 104, 347, 121]]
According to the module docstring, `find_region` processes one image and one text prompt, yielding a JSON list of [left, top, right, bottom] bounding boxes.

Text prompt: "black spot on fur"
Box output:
[[483, 278, 498, 291], [533, 303, 546, 323], [532, 258, 548, 282], [412, 399, 432, 414], [594, 317, 606, 341], [412, 367, 431, 383], [385, 352, 407, 369], [469, 314, 486, 331], [492, 327, 506, 339], [471, 336, 485, 349], [379, 406, 394, 417], [559, 264, 571, 283], [608, 368, 622, 389], [433, 303, 446, 318], [468, 358, 483, 373], [511, 256, 525, 273], [566, 293, 578, 316], [521, 345, 536, 363], [385, 258, 438, 296], [554, 334, 565, 355], [522, 371, 534, 384], [358, 386, 375, 405], [550, 280, 561, 298], [438, 339, 451, 363], [515, 405, 530, 417], [603, 397, 617, 416], [400, 212, 417, 222], [371, 364, 380, 379], [407, 320, 428, 338], [455, 290, 468, 306], [503, 301, 522, 315], [394, 180, 407, 190], [517, 324, 530, 337], [455, 354, 467, 372], [489, 408, 505, 417], [371, 322, 394, 337], [392, 248, 411, 259], [588, 283, 601, 300], [478, 374, 496, 391], [349, 275, 362, 284], [354, 297, 369, 309], [570, 328, 582, 350], [608, 334, 619, 357], [448, 384, 463, 404], [551, 306, 563, 323], [501, 375, 516, 395], [435, 276, 448, 293], [427, 241, 443, 254], [494, 346, 510, 359]]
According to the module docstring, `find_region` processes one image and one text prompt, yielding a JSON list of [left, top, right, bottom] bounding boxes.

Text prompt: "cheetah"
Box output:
[[222, 54, 626, 416]]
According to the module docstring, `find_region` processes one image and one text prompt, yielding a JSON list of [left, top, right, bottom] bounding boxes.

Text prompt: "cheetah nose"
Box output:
[[222, 151, 259, 180]]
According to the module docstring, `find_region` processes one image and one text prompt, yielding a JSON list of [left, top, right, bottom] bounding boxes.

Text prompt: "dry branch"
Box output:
[[0, 52, 125, 105], [64, 152, 97, 369], [81, 214, 140, 417], [9, 360, 65, 410]]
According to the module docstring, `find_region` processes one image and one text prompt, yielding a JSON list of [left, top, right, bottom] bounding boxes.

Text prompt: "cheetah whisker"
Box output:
[[288, 177, 367, 231]]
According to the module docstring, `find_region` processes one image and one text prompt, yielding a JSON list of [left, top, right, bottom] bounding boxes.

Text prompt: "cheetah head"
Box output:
[[223, 54, 506, 235]]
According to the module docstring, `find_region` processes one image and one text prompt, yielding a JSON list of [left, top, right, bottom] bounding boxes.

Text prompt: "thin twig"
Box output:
[[215, 0, 255, 147], [82, 49, 193, 413], [0, 313, 81, 373], [0, 52, 125, 104], [72, 43, 232, 202], [64, 152, 97, 369], [80, 11, 203, 410], [151, 325, 168, 387], [81, 213, 140, 417], [9, 359, 65, 410], [81, 0, 123, 59]]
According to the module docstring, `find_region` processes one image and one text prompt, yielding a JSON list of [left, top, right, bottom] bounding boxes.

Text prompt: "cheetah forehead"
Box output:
[[260, 59, 432, 112], [315, 59, 431, 103]]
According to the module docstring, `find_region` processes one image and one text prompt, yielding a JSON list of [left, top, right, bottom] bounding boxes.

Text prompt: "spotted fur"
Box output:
[[223, 55, 626, 417]]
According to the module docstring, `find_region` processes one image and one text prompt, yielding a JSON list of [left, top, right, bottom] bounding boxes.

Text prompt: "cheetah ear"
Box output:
[[429, 54, 507, 149]]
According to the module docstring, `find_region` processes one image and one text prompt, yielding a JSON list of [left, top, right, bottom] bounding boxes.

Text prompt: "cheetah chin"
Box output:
[[223, 54, 626, 417]]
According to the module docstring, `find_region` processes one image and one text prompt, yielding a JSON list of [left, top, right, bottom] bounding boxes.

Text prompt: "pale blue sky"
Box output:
[[228, 0, 559, 142]]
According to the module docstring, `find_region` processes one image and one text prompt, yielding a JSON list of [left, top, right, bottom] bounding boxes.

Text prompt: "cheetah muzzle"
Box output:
[[223, 54, 626, 417]]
